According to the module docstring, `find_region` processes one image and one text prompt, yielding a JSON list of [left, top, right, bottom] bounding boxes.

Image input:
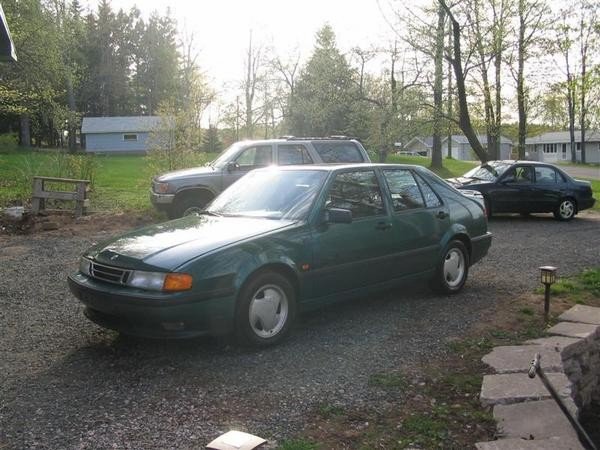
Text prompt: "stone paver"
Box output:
[[482, 345, 563, 374], [547, 322, 599, 339], [559, 305, 600, 326], [525, 336, 584, 360], [493, 399, 579, 440], [480, 372, 571, 407], [475, 436, 585, 450]]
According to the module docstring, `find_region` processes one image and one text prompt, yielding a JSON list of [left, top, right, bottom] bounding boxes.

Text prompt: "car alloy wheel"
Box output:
[[432, 240, 469, 294], [556, 199, 575, 221], [248, 284, 289, 338], [236, 271, 296, 346]]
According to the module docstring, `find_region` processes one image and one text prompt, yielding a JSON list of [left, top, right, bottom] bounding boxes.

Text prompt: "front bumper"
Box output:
[[470, 232, 493, 265], [68, 272, 236, 338]]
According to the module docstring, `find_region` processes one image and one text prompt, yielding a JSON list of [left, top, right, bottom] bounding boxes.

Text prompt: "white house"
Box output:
[[525, 131, 600, 164], [81, 116, 166, 154], [404, 134, 513, 161]]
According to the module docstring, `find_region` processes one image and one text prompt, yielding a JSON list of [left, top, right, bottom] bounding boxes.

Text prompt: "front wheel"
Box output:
[[235, 271, 296, 347], [431, 240, 469, 294], [554, 198, 576, 221]]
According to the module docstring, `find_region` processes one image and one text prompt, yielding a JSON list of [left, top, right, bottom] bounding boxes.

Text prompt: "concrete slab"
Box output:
[[559, 305, 600, 325], [493, 399, 579, 440], [475, 436, 584, 450], [480, 373, 571, 407], [525, 336, 584, 359], [547, 322, 599, 339], [482, 345, 564, 374]]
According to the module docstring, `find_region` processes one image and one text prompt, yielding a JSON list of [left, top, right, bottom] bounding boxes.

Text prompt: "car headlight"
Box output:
[[154, 182, 170, 194], [127, 271, 193, 292], [79, 257, 91, 276]]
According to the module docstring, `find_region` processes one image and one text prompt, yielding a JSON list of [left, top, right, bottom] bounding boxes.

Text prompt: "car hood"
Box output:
[[85, 215, 297, 271], [156, 165, 219, 181]]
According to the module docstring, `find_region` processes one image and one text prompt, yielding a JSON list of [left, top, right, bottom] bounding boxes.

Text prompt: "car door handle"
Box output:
[[436, 211, 449, 219], [375, 221, 392, 231]]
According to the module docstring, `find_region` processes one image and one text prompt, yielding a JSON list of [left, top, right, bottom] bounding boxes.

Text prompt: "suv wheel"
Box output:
[[170, 192, 214, 219]]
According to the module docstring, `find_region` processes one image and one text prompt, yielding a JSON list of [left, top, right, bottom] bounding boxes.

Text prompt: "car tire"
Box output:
[[554, 198, 576, 221], [235, 271, 296, 347], [170, 192, 213, 219], [432, 240, 469, 295]]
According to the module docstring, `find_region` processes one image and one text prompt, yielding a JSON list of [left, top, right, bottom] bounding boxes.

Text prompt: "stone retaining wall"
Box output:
[[476, 304, 600, 450]]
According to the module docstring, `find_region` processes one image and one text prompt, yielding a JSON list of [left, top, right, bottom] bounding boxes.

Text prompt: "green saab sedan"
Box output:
[[68, 164, 492, 346]]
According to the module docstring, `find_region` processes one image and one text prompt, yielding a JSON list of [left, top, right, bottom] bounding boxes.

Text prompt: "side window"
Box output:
[[516, 166, 534, 183], [278, 144, 313, 165], [313, 142, 365, 163], [414, 173, 442, 208], [504, 166, 534, 184], [382, 169, 425, 212], [535, 167, 558, 184], [235, 146, 272, 168], [327, 171, 385, 219]]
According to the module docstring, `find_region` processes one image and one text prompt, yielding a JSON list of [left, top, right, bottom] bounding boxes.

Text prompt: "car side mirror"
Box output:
[[326, 207, 352, 224], [226, 161, 239, 172]]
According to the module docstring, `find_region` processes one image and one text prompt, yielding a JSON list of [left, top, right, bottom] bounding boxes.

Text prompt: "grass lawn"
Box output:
[[0, 150, 217, 212], [386, 154, 477, 178], [584, 178, 600, 211]]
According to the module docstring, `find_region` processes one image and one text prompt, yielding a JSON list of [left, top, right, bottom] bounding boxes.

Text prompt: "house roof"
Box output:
[[0, 3, 17, 62], [525, 131, 600, 145], [447, 134, 512, 145], [81, 116, 166, 134], [407, 134, 512, 148]]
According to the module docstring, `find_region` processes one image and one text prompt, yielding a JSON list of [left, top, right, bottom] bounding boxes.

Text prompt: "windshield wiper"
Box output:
[[197, 210, 221, 217]]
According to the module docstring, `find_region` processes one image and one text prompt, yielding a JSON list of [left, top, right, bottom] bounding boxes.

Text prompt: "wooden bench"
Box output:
[[31, 176, 90, 217]]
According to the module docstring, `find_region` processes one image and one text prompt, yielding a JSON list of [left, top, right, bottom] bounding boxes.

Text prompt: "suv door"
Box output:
[[222, 144, 274, 188], [309, 169, 395, 298]]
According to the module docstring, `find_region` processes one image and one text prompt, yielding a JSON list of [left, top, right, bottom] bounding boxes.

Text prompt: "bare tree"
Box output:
[[243, 31, 263, 138], [438, 0, 488, 162]]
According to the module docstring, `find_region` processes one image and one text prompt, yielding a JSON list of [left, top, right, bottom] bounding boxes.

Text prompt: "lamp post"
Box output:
[[539, 266, 557, 322]]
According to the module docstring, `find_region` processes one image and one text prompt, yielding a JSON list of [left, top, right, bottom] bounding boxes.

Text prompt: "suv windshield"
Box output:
[[209, 142, 246, 168], [463, 162, 512, 181], [207, 169, 327, 220]]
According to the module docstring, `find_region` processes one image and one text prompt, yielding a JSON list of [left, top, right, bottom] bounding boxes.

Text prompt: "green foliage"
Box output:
[[317, 403, 344, 418], [0, 133, 19, 153], [202, 125, 223, 153], [542, 268, 600, 298], [277, 439, 320, 450], [288, 25, 357, 137], [369, 372, 408, 389]]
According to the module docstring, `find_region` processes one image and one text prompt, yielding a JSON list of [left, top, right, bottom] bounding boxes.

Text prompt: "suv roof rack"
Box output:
[[283, 135, 357, 141]]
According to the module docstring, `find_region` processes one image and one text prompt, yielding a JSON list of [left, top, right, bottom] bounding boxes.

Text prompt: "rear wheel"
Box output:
[[431, 240, 469, 294], [554, 198, 576, 221], [235, 271, 296, 347]]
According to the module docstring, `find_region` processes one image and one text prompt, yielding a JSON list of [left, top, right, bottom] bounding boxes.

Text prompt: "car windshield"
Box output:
[[207, 169, 327, 220], [208, 142, 246, 168], [463, 162, 512, 181]]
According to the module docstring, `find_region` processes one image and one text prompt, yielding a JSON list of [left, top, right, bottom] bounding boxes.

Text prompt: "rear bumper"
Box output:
[[471, 232, 492, 265], [578, 197, 596, 211], [68, 272, 236, 338]]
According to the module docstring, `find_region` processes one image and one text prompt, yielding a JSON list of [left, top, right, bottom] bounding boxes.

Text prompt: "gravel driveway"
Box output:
[[1, 212, 599, 449]]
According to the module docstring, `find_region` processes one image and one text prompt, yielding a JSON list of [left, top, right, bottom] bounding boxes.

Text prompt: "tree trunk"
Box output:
[[431, 5, 445, 170], [19, 115, 31, 147], [438, 0, 487, 163], [516, 0, 527, 160], [66, 73, 78, 153]]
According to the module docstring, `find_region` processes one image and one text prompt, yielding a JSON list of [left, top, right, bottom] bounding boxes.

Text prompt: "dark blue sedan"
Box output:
[[448, 161, 596, 220]]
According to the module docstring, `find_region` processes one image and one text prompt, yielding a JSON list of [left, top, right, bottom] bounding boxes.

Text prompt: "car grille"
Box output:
[[90, 261, 131, 285]]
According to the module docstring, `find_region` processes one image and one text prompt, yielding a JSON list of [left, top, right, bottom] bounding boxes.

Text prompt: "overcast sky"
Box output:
[[85, 0, 397, 91]]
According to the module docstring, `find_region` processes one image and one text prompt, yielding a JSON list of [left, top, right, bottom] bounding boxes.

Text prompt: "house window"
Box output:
[[123, 134, 138, 141]]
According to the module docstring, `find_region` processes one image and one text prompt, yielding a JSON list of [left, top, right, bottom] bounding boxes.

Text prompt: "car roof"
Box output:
[[256, 163, 423, 172], [235, 137, 362, 145], [486, 160, 560, 166]]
